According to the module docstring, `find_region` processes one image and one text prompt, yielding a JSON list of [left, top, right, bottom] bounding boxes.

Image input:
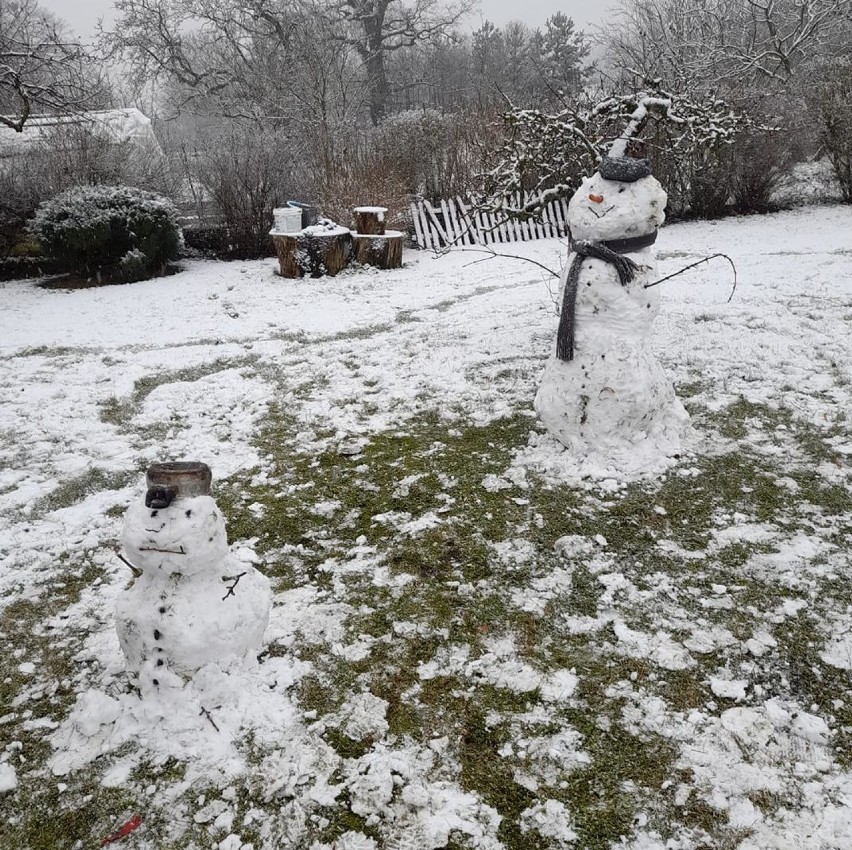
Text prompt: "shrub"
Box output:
[[0, 255, 63, 281], [2, 122, 175, 259], [807, 58, 852, 204], [182, 123, 291, 259], [727, 127, 793, 215], [118, 248, 150, 283], [28, 185, 181, 281], [180, 223, 231, 258]]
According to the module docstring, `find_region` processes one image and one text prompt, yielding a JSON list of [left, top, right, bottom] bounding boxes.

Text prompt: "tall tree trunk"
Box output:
[[365, 47, 388, 125], [362, 12, 388, 125]]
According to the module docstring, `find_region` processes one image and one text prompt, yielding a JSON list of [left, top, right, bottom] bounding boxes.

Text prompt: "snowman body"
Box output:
[[117, 489, 270, 690], [534, 166, 689, 459]]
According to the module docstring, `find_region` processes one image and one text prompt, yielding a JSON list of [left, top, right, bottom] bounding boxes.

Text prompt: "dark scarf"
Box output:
[[555, 230, 658, 362]]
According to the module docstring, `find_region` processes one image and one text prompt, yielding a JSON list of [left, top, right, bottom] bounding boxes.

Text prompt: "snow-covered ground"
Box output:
[[1, 205, 851, 849]]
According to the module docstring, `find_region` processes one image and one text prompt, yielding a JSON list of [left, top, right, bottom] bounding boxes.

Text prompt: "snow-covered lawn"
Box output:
[[1, 205, 851, 850]]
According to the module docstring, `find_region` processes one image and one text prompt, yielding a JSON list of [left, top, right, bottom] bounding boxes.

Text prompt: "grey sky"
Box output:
[[41, 0, 607, 39], [475, 0, 607, 30]]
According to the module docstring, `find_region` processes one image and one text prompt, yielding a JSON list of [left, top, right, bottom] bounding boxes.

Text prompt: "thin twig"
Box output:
[[113, 548, 142, 578], [458, 246, 560, 278], [221, 572, 247, 600], [199, 707, 220, 732], [645, 253, 738, 302], [138, 545, 186, 555]]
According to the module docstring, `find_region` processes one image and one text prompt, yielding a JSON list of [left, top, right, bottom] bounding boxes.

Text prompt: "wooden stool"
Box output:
[[351, 230, 404, 269], [352, 206, 387, 235]]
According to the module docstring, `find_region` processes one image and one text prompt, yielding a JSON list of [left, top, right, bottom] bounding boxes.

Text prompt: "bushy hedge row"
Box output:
[[0, 255, 63, 282], [28, 185, 182, 282]]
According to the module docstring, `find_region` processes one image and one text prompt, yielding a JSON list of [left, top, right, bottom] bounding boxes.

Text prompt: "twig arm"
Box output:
[[458, 246, 560, 279], [645, 253, 737, 302], [114, 547, 142, 578]]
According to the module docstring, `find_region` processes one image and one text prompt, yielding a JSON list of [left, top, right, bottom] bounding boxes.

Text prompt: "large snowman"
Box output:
[[534, 155, 689, 465], [116, 462, 271, 693]]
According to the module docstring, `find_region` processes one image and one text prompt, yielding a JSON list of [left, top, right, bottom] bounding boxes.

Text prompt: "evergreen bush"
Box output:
[[29, 185, 181, 281]]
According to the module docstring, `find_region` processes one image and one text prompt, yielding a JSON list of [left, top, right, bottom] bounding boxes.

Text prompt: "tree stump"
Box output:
[[352, 230, 404, 270], [271, 233, 302, 278], [353, 206, 387, 235], [271, 225, 352, 278]]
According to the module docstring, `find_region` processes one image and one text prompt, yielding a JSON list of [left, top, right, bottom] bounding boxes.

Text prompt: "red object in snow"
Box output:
[[100, 814, 142, 845]]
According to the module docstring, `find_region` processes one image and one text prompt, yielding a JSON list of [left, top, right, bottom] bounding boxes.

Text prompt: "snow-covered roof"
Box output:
[[0, 108, 163, 158]]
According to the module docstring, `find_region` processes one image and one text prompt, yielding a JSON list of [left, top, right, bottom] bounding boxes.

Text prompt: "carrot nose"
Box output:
[[588, 193, 604, 203]]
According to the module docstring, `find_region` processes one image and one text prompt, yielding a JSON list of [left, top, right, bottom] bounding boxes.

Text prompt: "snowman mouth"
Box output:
[[588, 204, 615, 219]]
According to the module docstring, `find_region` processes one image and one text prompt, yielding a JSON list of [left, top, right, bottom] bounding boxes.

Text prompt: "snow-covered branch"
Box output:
[[0, 0, 105, 132], [481, 81, 748, 219]]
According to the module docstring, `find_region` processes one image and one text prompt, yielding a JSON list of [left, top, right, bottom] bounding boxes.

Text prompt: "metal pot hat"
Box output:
[[145, 461, 212, 508], [597, 156, 652, 182]]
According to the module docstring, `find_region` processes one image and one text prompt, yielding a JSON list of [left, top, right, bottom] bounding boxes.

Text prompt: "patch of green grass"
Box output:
[[3, 784, 140, 850], [323, 727, 374, 760], [34, 467, 135, 515], [0, 553, 141, 850], [312, 798, 382, 846], [705, 396, 845, 466], [676, 379, 711, 399], [297, 674, 348, 719], [773, 612, 852, 768], [217, 407, 534, 575], [99, 356, 258, 427], [790, 471, 852, 518], [328, 322, 394, 341], [99, 395, 135, 427], [527, 449, 785, 574], [458, 703, 538, 848], [13, 345, 87, 358], [561, 719, 676, 850], [130, 757, 187, 786]]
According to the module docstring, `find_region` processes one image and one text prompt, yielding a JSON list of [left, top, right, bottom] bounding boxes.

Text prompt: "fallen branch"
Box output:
[[199, 707, 220, 732], [645, 253, 738, 302]]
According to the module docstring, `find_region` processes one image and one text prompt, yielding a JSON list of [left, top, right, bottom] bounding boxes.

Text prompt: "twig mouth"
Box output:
[[589, 205, 615, 219]]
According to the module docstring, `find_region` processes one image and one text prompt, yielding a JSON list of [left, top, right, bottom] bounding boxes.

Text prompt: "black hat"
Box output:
[[598, 156, 652, 182]]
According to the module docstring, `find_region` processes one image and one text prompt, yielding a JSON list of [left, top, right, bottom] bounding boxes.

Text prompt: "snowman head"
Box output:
[[122, 494, 229, 576], [568, 156, 667, 243], [121, 462, 229, 577]]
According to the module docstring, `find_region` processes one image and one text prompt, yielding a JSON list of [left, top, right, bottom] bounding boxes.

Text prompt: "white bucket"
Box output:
[[272, 206, 302, 233]]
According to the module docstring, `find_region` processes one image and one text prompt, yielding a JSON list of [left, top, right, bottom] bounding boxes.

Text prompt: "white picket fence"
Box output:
[[409, 193, 571, 250]]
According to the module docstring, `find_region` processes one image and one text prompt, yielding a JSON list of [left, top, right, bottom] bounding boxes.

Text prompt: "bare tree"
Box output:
[[600, 0, 852, 92], [106, 0, 369, 191], [329, 0, 475, 124], [0, 0, 104, 132], [107, 0, 365, 122], [806, 57, 852, 201], [106, 0, 297, 120]]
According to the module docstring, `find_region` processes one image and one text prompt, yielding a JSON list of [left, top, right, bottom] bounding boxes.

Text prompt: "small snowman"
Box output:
[[534, 153, 689, 465], [116, 462, 271, 692]]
